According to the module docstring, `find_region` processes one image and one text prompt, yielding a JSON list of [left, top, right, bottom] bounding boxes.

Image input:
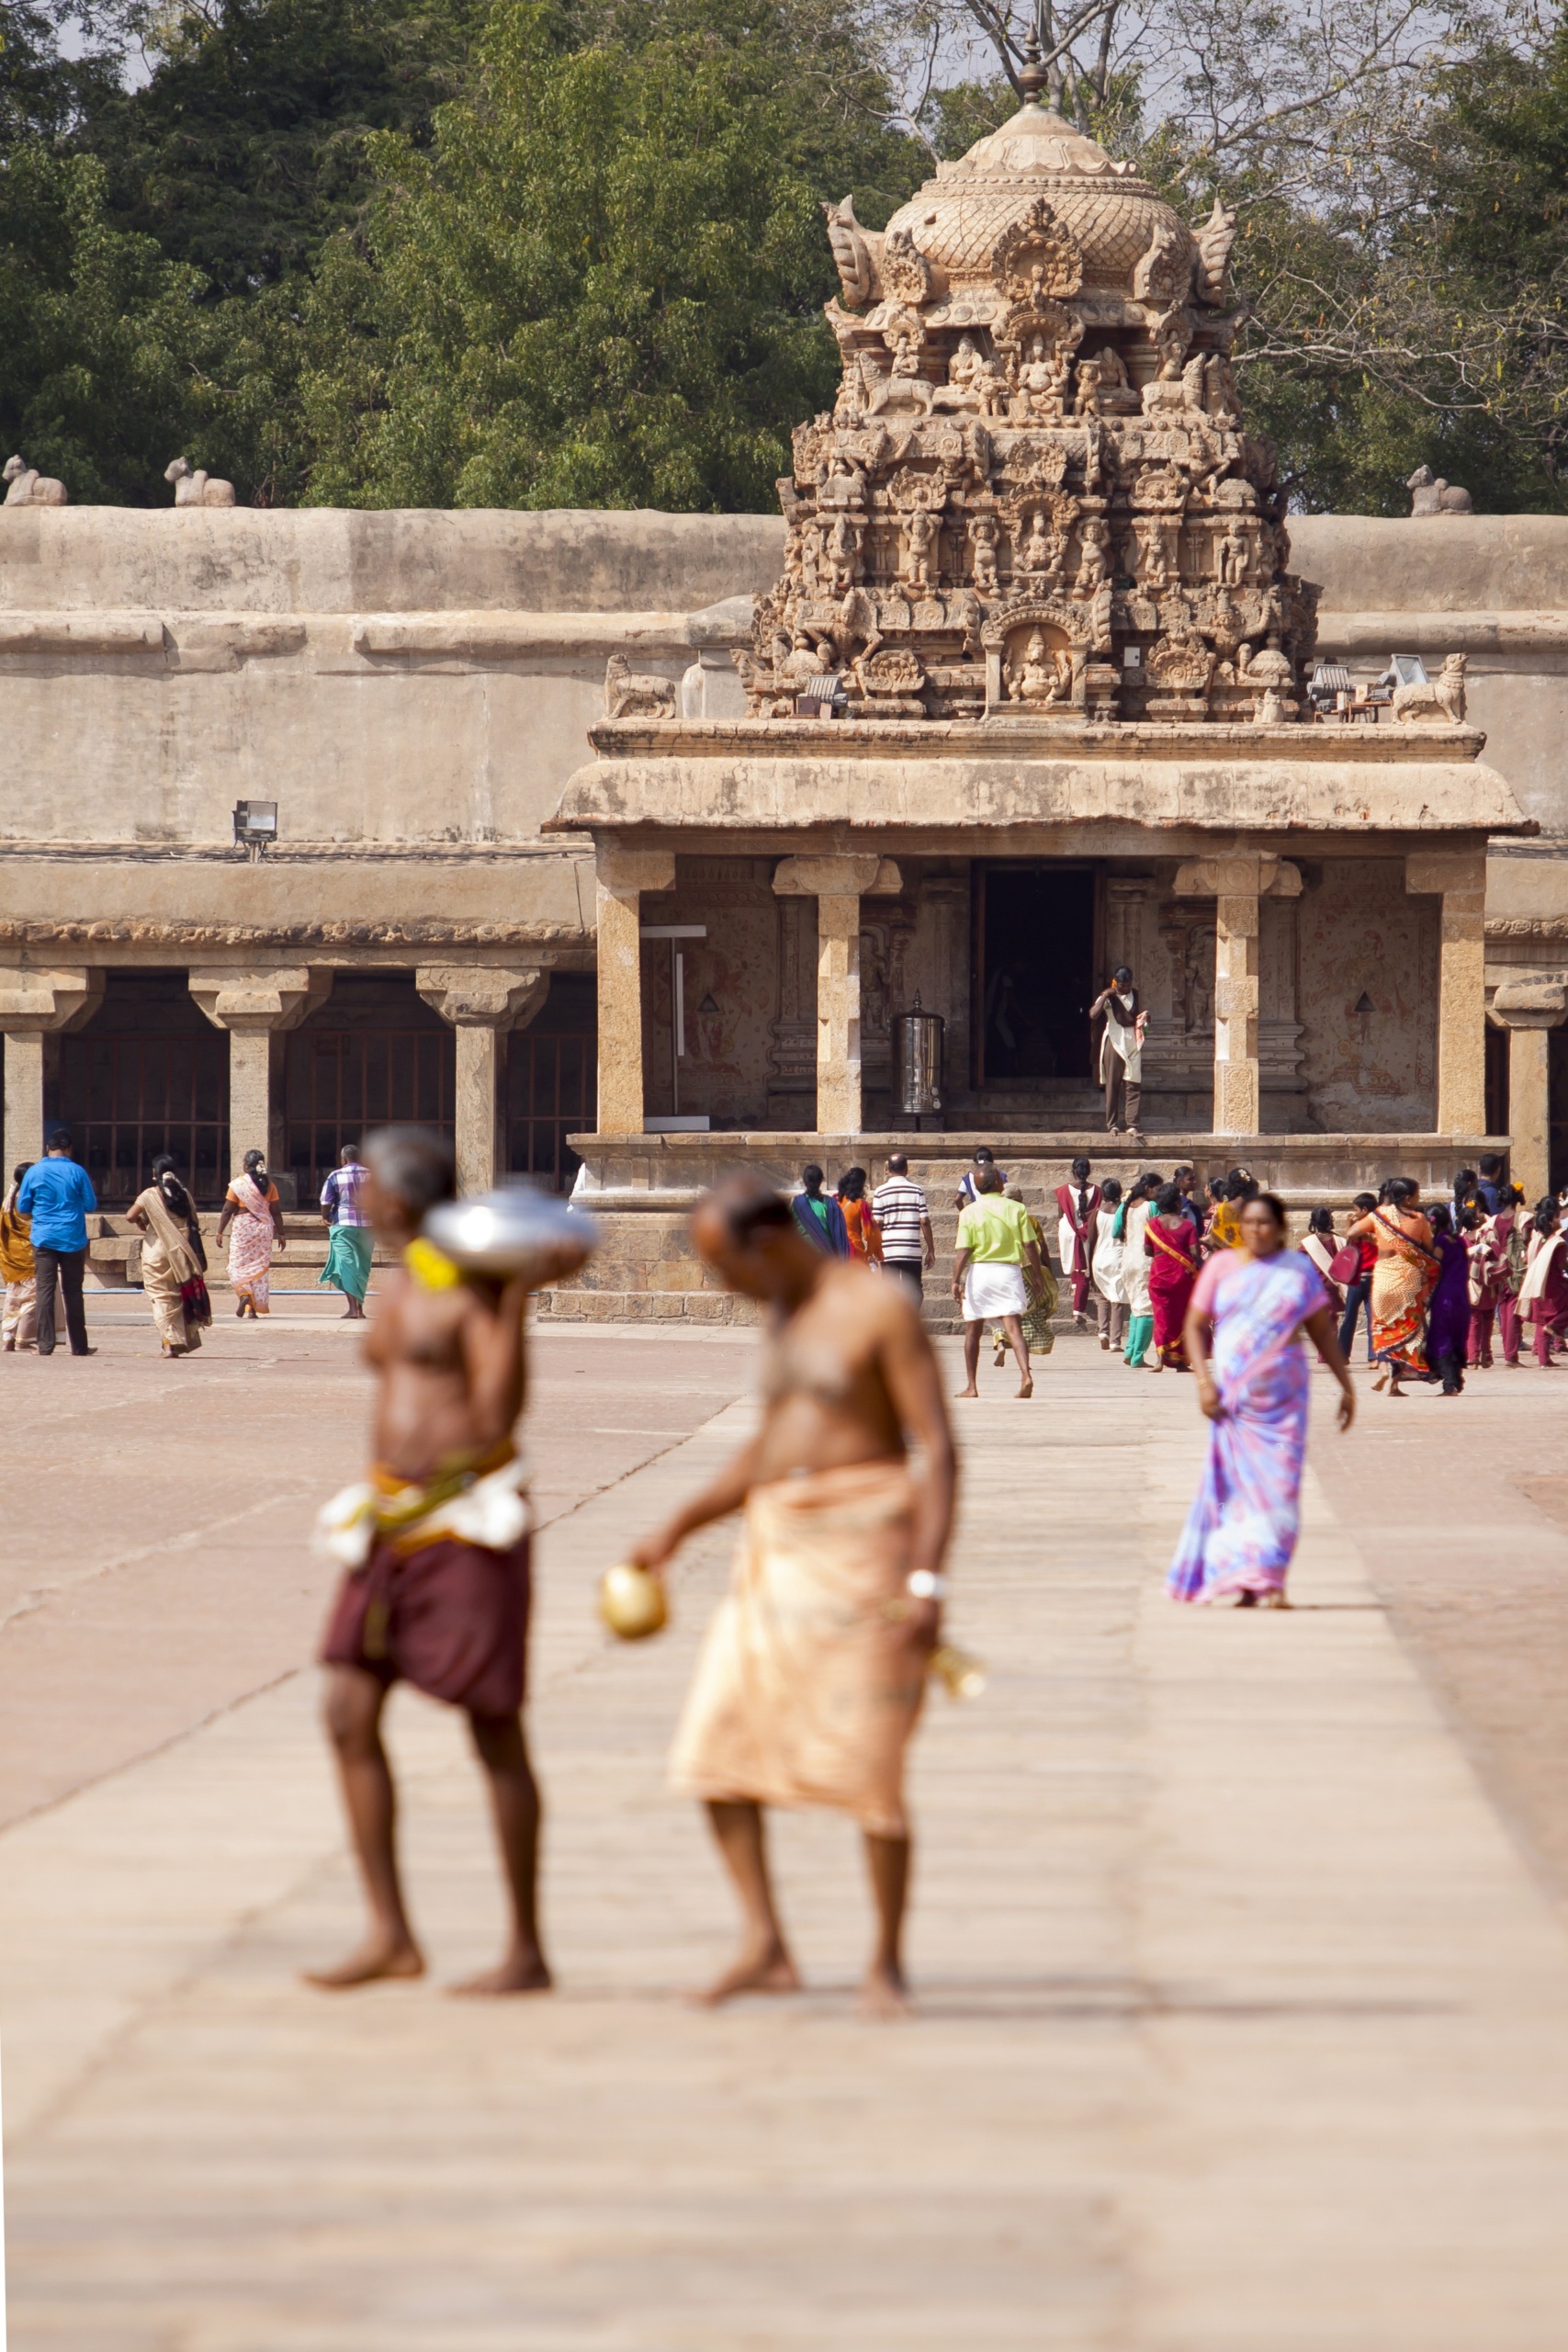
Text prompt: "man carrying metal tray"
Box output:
[[305, 1129, 592, 1996]]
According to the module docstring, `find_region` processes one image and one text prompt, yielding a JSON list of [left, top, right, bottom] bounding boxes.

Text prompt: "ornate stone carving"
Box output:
[[165, 457, 236, 508], [1407, 465, 1474, 517], [3, 456, 67, 507], [1393, 650, 1467, 723], [735, 85, 1320, 725], [604, 653, 677, 720]]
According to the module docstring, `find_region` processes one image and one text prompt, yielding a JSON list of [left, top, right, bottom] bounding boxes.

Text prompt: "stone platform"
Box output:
[[537, 1128, 1506, 1325]]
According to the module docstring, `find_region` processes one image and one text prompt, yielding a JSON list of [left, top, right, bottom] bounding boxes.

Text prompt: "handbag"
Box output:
[[1327, 1239, 1361, 1287]]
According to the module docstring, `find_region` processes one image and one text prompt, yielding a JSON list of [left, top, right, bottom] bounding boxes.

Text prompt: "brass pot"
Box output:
[[599, 1561, 669, 1642]]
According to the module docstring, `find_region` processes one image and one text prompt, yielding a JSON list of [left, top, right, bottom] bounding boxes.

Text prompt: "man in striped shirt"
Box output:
[[872, 1155, 935, 1299]]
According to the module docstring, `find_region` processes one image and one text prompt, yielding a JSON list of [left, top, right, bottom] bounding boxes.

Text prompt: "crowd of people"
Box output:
[[0, 1131, 376, 1360]]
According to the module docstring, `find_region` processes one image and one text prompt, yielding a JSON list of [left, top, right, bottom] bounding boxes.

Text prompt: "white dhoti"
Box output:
[[963, 1261, 1027, 1322]]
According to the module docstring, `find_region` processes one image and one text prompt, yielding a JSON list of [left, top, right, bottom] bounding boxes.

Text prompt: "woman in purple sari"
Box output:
[[1168, 1193, 1356, 1609], [1423, 1204, 1472, 1396]]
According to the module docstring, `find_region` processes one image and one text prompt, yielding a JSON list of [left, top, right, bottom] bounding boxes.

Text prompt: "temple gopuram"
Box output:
[[548, 63, 1529, 1306]]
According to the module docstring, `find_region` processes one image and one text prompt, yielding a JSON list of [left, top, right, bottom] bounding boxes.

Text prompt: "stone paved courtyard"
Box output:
[[3, 1306, 1568, 2348]]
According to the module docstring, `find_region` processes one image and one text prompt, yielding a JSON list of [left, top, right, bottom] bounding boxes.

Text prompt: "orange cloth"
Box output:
[[840, 1196, 883, 1262], [670, 1458, 926, 1837]]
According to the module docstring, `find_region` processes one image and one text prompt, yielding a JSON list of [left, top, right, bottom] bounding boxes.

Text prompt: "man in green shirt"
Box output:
[[952, 1167, 1044, 1399]]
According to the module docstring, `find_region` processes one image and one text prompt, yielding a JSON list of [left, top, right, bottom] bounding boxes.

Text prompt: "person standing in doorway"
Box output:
[[792, 1164, 850, 1256], [1089, 967, 1145, 1138], [953, 1166, 1044, 1399], [319, 1144, 373, 1318], [18, 1129, 96, 1358], [218, 1148, 285, 1318], [1091, 1178, 1128, 1353], [873, 1154, 934, 1300], [1055, 1157, 1100, 1330], [1, 1163, 37, 1350]]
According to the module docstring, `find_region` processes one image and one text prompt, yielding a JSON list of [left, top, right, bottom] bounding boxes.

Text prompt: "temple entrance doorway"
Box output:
[[975, 865, 1099, 1090]]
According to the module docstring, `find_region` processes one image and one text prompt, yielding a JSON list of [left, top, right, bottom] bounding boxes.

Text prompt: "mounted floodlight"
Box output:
[[232, 799, 278, 856]]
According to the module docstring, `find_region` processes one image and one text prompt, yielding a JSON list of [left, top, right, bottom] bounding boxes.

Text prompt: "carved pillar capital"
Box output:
[[595, 844, 677, 897], [1172, 856, 1302, 899], [188, 966, 332, 1034], [773, 856, 902, 898], [416, 966, 551, 1033], [1488, 979, 1568, 1032], [0, 965, 104, 1035]]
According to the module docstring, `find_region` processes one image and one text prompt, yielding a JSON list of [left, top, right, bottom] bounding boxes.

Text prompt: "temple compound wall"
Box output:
[[1, 498, 1566, 1297]]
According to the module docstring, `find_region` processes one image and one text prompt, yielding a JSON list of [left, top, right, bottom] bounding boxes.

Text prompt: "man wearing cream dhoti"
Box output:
[[628, 1174, 956, 2017], [1090, 965, 1146, 1138]]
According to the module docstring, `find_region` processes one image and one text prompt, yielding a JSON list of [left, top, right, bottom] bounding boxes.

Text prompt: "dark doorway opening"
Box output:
[[50, 971, 230, 1208], [977, 866, 1097, 1083]]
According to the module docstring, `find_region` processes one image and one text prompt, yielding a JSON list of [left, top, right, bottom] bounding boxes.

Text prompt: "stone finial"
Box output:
[[164, 457, 237, 508], [1406, 464, 1473, 517], [3, 456, 68, 507], [741, 84, 1314, 728]]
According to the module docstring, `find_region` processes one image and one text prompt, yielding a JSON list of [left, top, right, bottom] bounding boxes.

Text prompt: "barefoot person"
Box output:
[[953, 1165, 1044, 1399], [307, 1127, 588, 1995], [1168, 1192, 1354, 1609], [626, 1174, 957, 2016]]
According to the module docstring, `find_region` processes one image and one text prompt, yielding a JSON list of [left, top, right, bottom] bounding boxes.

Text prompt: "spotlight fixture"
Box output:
[[232, 799, 278, 859]]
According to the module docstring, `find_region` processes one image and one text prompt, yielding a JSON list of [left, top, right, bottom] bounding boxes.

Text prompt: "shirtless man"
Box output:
[[306, 1126, 588, 1995], [628, 1174, 957, 2017]]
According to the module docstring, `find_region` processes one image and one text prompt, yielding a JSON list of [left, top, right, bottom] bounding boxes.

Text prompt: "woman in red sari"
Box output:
[[1145, 1181, 1201, 1370]]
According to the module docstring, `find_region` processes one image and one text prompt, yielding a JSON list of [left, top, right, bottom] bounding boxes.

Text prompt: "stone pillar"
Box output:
[[1489, 979, 1568, 1204], [1406, 850, 1488, 1136], [0, 967, 105, 1172], [773, 856, 902, 1135], [594, 846, 676, 1136], [417, 967, 552, 1194], [1173, 857, 1302, 1137], [189, 967, 333, 1173]]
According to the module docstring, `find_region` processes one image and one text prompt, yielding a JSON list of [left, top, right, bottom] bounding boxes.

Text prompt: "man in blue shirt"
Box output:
[[17, 1128, 97, 1356]]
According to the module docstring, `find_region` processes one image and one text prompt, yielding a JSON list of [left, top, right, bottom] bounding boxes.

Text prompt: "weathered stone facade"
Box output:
[[5, 107, 1568, 1295]]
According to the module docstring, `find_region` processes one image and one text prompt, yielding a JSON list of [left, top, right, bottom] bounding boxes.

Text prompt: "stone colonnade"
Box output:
[[0, 959, 554, 1193], [593, 845, 1498, 1145], [1489, 979, 1568, 1205]]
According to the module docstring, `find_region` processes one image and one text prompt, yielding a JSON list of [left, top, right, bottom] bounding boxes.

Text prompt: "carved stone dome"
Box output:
[[880, 102, 1192, 300]]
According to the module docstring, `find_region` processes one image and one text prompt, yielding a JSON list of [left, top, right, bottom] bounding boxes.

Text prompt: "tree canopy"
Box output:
[[1, 0, 1566, 512]]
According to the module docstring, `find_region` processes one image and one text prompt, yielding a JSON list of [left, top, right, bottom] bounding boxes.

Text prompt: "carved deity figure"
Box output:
[[890, 331, 922, 381], [1073, 357, 1103, 417], [1020, 333, 1066, 419], [1020, 509, 1052, 581], [1217, 519, 1251, 587], [1075, 515, 1111, 595], [903, 506, 939, 590], [1010, 628, 1070, 705], [971, 513, 999, 594], [826, 512, 862, 590], [948, 334, 984, 395]]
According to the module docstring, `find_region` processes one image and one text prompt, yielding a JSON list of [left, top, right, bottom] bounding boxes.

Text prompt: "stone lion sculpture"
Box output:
[[1406, 465, 1473, 517], [3, 455, 68, 507], [604, 653, 677, 721], [1393, 650, 1467, 724], [165, 457, 236, 508]]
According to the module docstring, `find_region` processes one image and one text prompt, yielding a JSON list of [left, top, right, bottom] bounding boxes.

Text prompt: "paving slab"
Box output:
[[2, 1328, 1567, 2347]]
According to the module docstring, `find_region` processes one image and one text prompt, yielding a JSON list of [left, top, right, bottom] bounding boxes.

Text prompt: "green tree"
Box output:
[[297, 0, 924, 510]]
